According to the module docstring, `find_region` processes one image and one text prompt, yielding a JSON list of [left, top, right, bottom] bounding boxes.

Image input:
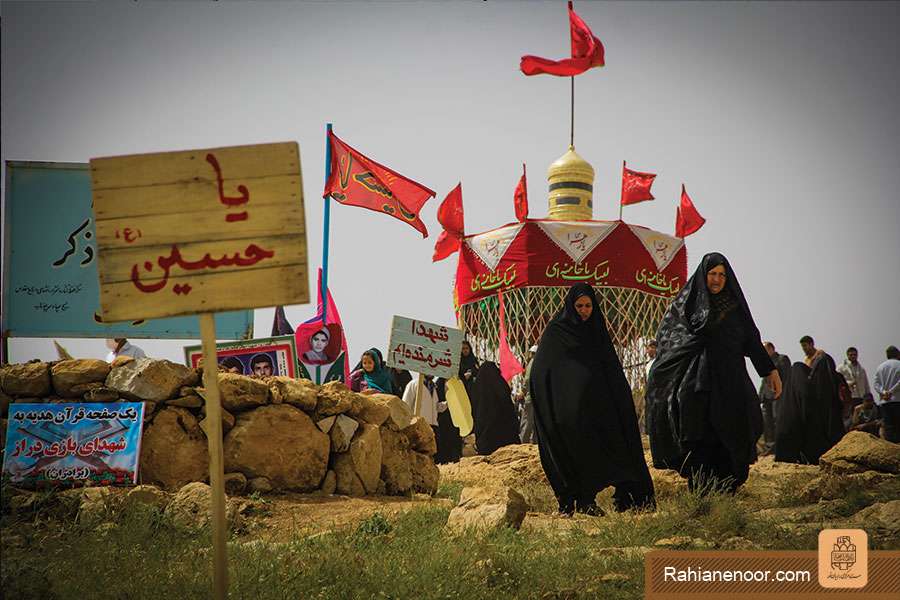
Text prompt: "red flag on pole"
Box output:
[[620, 161, 657, 206], [432, 183, 464, 262], [323, 130, 435, 237], [675, 184, 706, 238], [498, 290, 524, 383], [514, 164, 528, 222], [520, 1, 605, 77]]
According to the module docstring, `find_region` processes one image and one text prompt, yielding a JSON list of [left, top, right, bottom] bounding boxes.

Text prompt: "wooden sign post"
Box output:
[[90, 142, 308, 599]]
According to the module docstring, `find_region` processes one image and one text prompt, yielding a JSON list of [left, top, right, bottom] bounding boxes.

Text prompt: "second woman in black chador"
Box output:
[[646, 253, 780, 494], [530, 282, 655, 515]]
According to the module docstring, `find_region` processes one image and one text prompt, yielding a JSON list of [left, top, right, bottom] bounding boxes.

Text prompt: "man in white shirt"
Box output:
[[105, 338, 147, 363], [402, 374, 441, 428], [873, 346, 900, 442], [836, 346, 871, 416]]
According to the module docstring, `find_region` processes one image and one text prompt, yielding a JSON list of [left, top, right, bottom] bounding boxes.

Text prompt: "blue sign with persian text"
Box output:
[[2, 161, 253, 338], [2, 402, 145, 487]]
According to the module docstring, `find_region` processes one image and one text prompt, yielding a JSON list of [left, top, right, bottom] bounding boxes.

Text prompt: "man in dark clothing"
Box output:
[[775, 336, 845, 464], [758, 341, 790, 454]]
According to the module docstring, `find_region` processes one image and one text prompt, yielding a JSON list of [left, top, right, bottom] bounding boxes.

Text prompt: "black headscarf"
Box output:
[[646, 252, 771, 471], [471, 362, 520, 455], [459, 339, 480, 379], [530, 283, 654, 509]]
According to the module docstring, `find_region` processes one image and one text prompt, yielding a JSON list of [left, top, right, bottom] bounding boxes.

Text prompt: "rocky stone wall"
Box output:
[[0, 358, 439, 497]]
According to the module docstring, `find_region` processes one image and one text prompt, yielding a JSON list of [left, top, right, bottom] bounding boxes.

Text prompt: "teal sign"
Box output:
[[2, 161, 253, 339]]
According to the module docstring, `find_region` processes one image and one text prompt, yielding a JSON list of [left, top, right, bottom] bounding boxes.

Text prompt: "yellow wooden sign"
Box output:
[[90, 142, 308, 322]]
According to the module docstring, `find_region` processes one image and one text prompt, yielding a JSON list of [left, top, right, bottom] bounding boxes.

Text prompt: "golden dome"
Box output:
[[547, 146, 594, 220]]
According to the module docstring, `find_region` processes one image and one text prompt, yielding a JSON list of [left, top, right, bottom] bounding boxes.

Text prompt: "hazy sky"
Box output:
[[2, 1, 899, 379]]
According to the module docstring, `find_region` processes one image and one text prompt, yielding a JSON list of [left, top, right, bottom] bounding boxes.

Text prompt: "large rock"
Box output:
[[819, 431, 900, 474], [51, 359, 110, 397], [445, 486, 528, 534], [164, 482, 241, 532], [353, 394, 391, 426], [140, 407, 210, 490], [83, 387, 119, 403], [167, 394, 204, 408], [403, 417, 437, 456], [330, 414, 359, 453], [216, 373, 270, 412], [332, 452, 367, 497], [850, 500, 900, 535], [317, 381, 355, 416], [106, 358, 196, 402], [125, 485, 170, 510], [350, 424, 383, 494], [369, 393, 412, 431], [268, 377, 317, 411], [1, 362, 51, 397], [410, 451, 440, 495], [379, 427, 413, 495], [224, 472, 248, 496], [223, 404, 329, 491], [320, 470, 337, 495]]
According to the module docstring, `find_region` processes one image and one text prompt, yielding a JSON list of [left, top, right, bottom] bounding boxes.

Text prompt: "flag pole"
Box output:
[[570, 76, 575, 148], [322, 123, 333, 324], [619, 161, 625, 221]]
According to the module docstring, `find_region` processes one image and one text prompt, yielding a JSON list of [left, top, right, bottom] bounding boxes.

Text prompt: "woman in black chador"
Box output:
[[471, 362, 521, 456], [646, 252, 781, 494], [530, 282, 655, 515]]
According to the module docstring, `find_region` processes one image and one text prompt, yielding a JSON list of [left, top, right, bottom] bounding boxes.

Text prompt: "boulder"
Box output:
[[142, 401, 159, 423], [268, 377, 317, 411], [50, 359, 110, 397], [1, 362, 51, 397], [350, 424, 383, 494], [68, 382, 104, 397], [819, 431, 900, 474], [200, 406, 236, 436], [445, 486, 528, 534], [83, 387, 120, 403], [332, 452, 367, 497], [106, 358, 196, 402], [216, 373, 270, 412], [410, 451, 440, 495], [140, 407, 209, 490], [167, 394, 204, 408], [379, 427, 413, 495], [850, 500, 900, 535], [248, 477, 273, 495], [223, 404, 329, 491], [125, 485, 170, 510], [164, 482, 241, 532], [316, 415, 337, 433], [316, 381, 355, 416], [330, 414, 359, 453], [353, 394, 391, 426], [368, 393, 412, 431], [403, 417, 437, 456], [224, 472, 248, 496], [320, 470, 337, 495]]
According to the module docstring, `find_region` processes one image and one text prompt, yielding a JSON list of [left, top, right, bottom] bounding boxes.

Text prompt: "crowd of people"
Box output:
[[344, 252, 896, 518]]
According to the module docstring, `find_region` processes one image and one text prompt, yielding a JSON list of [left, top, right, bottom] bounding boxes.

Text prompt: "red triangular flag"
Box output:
[[323, 130, 435, 238], [432, 183, 464, 262], [296, 268, 350, 382], [520, 1, 605, 77], [675, 184, 706, 237], [498, 290, 524, 383], [514, 164, 528, 222], [620, 161, 656, 206]]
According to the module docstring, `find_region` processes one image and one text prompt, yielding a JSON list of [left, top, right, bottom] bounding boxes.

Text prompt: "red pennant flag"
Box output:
[[296, 268, 350, 383], [514, 164, 528, 222], [620, 161, 656, 206], [675, 184, 706, 238], [520, 1, 605, 77], [323, 130, 435, 237], [498, 290, 525, 383], [432, 183, 464, 262]]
